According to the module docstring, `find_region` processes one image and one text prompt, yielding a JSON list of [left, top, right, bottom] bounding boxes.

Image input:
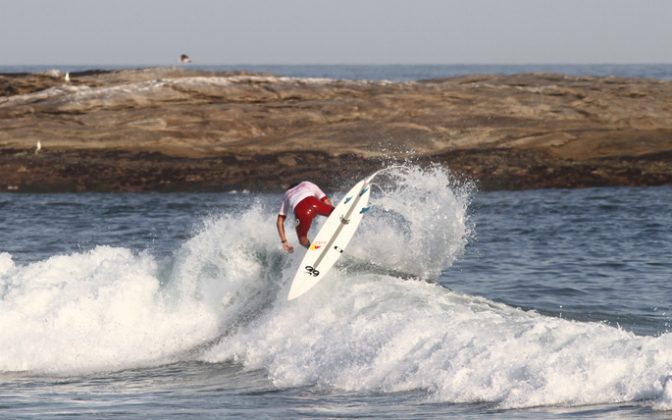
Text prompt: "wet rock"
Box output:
[[1, 68, 671, 192]]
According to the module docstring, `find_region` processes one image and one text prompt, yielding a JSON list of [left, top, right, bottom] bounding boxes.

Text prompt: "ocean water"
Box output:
[[1, 165, 671, 418], [2, 63, 672, 81]]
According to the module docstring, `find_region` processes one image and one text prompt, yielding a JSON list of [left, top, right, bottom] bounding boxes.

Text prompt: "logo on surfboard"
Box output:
[[305, 266, 320, 277], [310, 241, 326, 251]]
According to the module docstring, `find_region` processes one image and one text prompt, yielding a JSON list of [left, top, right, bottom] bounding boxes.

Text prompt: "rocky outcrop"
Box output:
[[1, 68, 671, 191]]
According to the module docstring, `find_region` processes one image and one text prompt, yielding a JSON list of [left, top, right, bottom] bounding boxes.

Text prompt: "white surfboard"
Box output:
[[287, 173, 376, 300]]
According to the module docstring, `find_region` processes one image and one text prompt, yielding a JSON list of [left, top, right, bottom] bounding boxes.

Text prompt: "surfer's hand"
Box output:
[[282, 242, 294, 253]]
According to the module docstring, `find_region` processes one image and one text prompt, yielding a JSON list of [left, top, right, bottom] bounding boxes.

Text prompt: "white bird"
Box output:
[[35, 140, 42, 155], [64, 72, 70, 83], [180, 54, 191, 64]]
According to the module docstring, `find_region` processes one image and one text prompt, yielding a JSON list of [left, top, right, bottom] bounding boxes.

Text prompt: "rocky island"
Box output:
[[1, 68, 671, 192]]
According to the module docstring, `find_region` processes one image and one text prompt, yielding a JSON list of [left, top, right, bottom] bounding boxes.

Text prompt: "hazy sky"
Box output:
[[2, 0, 671, 65]]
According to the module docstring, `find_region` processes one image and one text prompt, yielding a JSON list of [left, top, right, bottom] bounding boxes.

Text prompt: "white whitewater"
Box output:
[[2, 165, 672, 410]]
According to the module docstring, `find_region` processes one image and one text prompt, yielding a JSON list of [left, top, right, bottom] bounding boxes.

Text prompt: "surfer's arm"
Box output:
[[276, 214, 294, 253], [320, 196, 332, 206]]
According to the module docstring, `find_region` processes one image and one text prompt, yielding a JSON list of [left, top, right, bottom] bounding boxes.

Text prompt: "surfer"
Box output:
[[277, 181, 334, 253]]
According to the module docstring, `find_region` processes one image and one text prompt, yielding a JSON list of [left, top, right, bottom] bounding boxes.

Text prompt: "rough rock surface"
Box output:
[[1, 68, 671, 192]]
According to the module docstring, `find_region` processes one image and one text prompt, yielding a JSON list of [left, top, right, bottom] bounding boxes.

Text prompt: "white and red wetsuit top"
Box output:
[[278, 181, 327, 217], [279, 181, 334, 238]]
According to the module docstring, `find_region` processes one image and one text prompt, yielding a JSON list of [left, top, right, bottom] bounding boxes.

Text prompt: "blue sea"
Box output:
[[1, 165, 671, 419]]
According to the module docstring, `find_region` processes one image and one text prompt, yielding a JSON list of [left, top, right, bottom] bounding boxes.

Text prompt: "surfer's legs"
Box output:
[[294, 196, 335, 248], [297, 233, 310, 248], [295, 220, 311, 248]]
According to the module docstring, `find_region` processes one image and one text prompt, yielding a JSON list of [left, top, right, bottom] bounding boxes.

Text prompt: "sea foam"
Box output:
[[0, 246, 219, 372], [3, 165, 671, 410]]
